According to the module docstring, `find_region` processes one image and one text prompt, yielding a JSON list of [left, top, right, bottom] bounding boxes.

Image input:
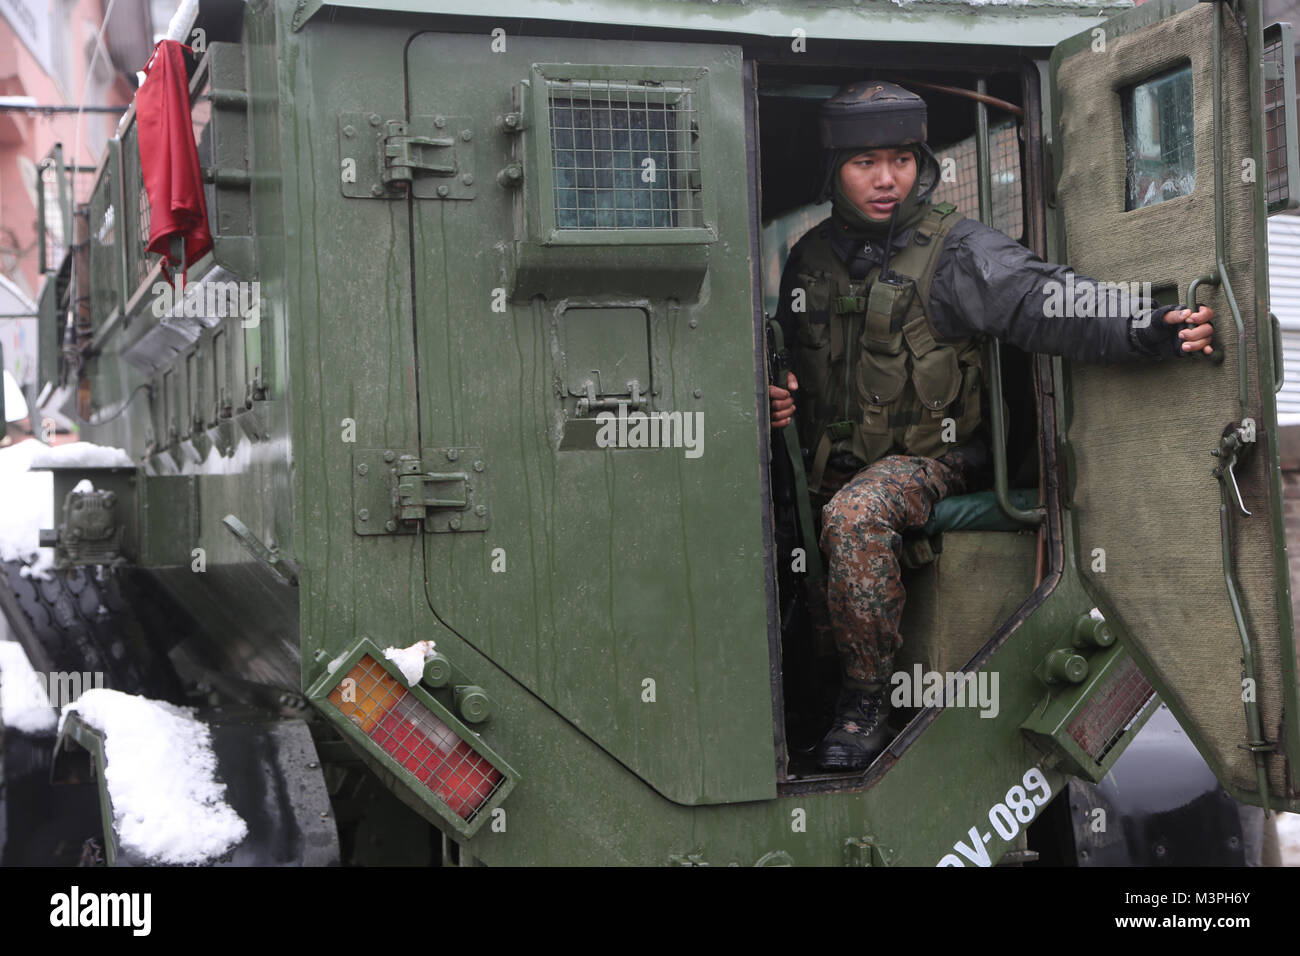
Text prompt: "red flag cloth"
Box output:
[[136, 40, 212, 279]]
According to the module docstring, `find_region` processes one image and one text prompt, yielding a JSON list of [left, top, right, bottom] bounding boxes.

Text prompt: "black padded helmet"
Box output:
[[818, 80, 928, 149]]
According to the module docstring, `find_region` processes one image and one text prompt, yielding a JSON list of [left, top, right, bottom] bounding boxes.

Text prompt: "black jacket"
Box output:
[[777, 214, 1159, 365]]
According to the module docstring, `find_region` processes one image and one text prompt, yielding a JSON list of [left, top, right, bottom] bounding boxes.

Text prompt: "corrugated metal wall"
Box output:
[[1269, 214, 1300, 423]]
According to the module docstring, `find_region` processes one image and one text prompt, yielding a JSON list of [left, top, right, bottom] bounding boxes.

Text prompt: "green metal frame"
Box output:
[[1020, 643, 1159, 782], [53, 714, 120, 867], [1264, 21, 1299, 215]]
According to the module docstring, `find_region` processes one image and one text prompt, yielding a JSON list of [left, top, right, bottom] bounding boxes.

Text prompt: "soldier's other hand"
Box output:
[[770, 372, 798, 429], [1134, 304, 1215, 358], [1167, 306, 1214, 356]]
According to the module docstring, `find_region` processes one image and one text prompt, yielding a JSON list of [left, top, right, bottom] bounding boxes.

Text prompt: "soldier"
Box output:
[[769, 81, 1214, 772]]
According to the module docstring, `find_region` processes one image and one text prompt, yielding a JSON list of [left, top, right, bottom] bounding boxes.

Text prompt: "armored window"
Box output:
[[548, 81, 701, 229], [1121, 65, 1195, 211], [523, 65, 715, 244]]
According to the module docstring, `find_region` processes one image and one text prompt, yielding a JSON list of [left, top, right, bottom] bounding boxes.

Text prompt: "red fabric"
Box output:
[[136, 40, 212, 279]]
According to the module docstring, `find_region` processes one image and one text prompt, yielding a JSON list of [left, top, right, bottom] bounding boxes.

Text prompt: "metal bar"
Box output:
[[975, 77, 1042, 527], [1211, 0, 1272, 813], [110, 137, 130, 333], [36, 159, 46, 274], [1212, 7, 1249, 422], [0, 104, 126, 114]]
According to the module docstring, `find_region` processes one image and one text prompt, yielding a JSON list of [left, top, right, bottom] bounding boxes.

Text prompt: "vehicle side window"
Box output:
[[1122, 64, 1195, 210]]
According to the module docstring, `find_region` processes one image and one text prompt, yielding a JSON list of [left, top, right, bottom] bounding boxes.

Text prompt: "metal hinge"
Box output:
[[339, 113, 477, 200], [353, 448, 489, 535]]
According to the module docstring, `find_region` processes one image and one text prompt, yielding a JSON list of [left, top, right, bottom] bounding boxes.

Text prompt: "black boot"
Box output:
[[814, 680, 892, 772]]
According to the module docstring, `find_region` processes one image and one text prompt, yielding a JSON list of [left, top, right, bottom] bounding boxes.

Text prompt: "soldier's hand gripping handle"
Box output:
[[767, 324, 798, 429], [770, 373, 799, 429], [1130, 304, 1216, 358]]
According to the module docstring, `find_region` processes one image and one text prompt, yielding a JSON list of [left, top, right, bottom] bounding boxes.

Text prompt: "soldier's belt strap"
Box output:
[[833, 295, 866, 314], [768, 318, 824, 583], [809, 421, 855, 494]]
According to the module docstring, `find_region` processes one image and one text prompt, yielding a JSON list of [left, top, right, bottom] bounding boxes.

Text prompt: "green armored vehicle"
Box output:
[[2, 0, 1297, 866]]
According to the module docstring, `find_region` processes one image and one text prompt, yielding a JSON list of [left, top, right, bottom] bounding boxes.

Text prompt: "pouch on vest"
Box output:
[[793, 269, 837, 412], [864, 277, 910, 351]]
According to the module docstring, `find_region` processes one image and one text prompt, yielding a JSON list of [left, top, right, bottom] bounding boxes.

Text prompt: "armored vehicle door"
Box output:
[[1051, 0, 1299, 808], [398, 35, 773, 803]]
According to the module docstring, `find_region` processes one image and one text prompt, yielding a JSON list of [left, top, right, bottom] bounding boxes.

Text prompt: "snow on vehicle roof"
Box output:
[[61, 689, 248, 864], [0, 640, 59, 734], [28, 441, 134, 469]]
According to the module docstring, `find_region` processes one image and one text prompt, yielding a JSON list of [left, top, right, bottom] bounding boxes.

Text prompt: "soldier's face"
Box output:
[[839, 148, 918, 221]]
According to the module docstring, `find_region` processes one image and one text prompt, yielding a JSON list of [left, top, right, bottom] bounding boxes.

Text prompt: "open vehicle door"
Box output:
[[1051, 0, 1299, 810]]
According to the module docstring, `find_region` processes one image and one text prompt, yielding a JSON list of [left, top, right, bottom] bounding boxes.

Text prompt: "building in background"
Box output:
[[0, 0, 174, 417]]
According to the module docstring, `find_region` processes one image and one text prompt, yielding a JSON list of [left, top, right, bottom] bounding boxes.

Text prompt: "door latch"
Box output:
[[353, 448, 489, 534], [339, 113, 476, 200]]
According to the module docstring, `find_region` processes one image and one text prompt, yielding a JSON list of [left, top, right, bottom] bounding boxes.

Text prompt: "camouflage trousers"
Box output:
[[813, 452, 971, 683]]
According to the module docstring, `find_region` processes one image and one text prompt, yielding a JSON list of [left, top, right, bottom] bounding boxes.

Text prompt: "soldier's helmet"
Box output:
[[816, 80, 942, 204]]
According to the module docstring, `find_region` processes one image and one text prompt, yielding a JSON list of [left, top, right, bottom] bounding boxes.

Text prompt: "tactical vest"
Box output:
[[789, 202, 983, 493]]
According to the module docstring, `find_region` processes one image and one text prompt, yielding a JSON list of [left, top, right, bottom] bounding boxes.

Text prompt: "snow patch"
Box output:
[[383, 640, 438, 685], [61, 689, 248, 864], [0, 439, 55, 576], [29, 441, 134, 469], [0, 640, 58, 733]]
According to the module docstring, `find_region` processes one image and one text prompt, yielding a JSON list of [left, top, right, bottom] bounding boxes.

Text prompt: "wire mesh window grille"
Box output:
[[930, 121, 1023, 239], [547, 79, 703, 229], [120, 128, 160, 288], [1263, 30, 1292, 211], [88, 167, 119, 323], [1122, 65, 1196, 211], [137, 183, 155, 284]]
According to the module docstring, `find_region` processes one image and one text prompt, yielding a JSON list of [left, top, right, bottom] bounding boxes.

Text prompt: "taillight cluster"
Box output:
[[327, 655, 504, 822]]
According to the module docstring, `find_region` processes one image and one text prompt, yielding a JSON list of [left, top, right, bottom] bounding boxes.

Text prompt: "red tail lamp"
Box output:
[[322, 652, 512, 829]]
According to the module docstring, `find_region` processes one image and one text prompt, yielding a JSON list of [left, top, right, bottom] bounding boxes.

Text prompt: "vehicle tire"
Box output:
[[0, 559, 180, 700]]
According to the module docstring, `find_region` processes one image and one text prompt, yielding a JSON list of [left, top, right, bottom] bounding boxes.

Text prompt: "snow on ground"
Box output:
[[384, 639, 438, 685], [28, 441, 133, 469], [0, 639, 58, 733], [60, 689, 248, 864], [1277, 811, 1300, 866]]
